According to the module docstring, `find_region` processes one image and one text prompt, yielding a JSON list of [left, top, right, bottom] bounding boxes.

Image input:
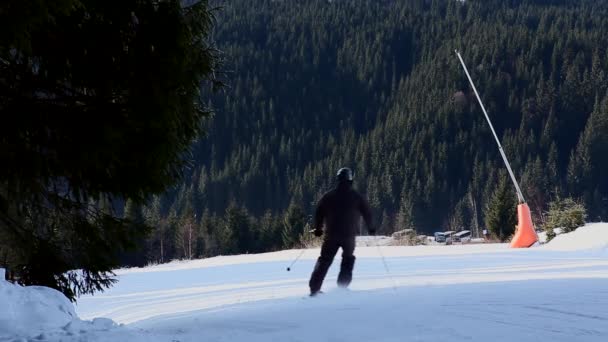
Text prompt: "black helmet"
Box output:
[[336, 167, 354, 182]]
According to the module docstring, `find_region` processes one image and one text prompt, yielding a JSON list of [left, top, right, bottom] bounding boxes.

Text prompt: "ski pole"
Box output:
[[286, 248, 307, 272], [373, 235, 398, 291], [286, 216, 316, 272]]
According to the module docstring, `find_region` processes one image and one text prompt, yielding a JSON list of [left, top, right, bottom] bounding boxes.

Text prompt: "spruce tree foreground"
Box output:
[[0, 0, 222, 301]]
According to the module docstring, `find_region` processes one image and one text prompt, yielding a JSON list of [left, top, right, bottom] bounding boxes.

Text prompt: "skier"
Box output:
[[308, 167, 375, 296]]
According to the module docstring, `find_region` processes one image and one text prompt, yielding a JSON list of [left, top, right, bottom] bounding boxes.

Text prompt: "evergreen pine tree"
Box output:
[[485, 176, 518, 242], [568, 94, 608, 218], [282, 201, 307, 249], [0, 0, 222, 300]]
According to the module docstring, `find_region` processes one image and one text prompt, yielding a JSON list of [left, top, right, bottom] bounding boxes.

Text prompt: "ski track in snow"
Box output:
[[67, 239, 608, 342], [3, 225, 608, 342]]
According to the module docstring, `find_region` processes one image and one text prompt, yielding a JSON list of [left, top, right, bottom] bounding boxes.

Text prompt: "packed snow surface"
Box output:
[[2, 224, 607, 341], [542, 223, 608, 251], [0, 277, 77, 337]]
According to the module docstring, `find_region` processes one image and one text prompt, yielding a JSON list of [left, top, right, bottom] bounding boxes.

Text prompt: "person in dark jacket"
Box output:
[[308, 167, 375, 296]]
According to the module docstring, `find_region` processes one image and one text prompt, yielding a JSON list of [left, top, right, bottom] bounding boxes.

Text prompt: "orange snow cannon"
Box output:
[[510, 203, 538, 248], [456, 51, 539, 249]]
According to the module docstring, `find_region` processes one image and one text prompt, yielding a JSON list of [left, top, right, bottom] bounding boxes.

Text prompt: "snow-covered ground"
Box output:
[[2, 224, 608, 341]]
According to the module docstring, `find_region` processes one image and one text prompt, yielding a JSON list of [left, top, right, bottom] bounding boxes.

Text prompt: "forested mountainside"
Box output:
[[125, 0, 608, 264]]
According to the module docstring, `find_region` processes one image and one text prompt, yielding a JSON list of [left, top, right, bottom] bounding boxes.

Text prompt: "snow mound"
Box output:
[[355, 235, 393, 246], [543, 223, 608, 252], [0, 274, 124, 340], [537, 228, 563, 243], [0, 275, 77, 337]]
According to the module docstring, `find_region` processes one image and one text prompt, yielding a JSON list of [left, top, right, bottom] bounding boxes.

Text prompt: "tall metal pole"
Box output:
[[455, 51, 526, 204]]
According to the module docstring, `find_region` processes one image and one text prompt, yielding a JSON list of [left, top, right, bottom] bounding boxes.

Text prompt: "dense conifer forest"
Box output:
[[127, 0, 608, 264]]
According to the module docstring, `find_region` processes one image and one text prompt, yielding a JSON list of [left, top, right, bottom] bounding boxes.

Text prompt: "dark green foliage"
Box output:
[[282, 202, 307, 249], [143, 196, 170, 263], [191, 0, 608, 231], [132, 0, 608, 262], [394, 189, 415, 233], [2, 200, 147, 300], [0, 0, 221, 300], [485, 176, 518, 242], [218, 204, 246, 254], [542, 197, 587, 241], [568, 95, 608, 219], [120, 200, 150, 267]]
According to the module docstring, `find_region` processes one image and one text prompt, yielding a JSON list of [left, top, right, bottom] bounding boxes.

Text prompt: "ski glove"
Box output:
[[313, 229, 323, 237], [368, 228, 376, 236]]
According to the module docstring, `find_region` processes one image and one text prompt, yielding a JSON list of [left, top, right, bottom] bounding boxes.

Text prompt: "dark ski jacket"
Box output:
[[314, 182, 373, 241]]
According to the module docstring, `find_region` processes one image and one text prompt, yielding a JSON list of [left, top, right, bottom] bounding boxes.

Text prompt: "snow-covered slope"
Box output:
[[2, 223, 608, 342], [0, 274, 126, 340], [542, 223, 608, 251], [0, 274, 76, 337]]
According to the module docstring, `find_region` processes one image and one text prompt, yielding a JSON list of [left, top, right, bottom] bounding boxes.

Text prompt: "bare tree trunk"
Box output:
[[468, 192, 480, 238], [160, 235, 164, 263], [180, 226, 187, 259], [188, 222, 193, 259]]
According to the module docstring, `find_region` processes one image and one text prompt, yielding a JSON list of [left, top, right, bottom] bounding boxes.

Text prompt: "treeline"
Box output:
[[122, 200, 313, 265], [126, 0, 608, 265]]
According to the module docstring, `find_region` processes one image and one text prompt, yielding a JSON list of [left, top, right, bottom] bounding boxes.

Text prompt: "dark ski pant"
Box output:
[[309, 238, 356, 294]]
